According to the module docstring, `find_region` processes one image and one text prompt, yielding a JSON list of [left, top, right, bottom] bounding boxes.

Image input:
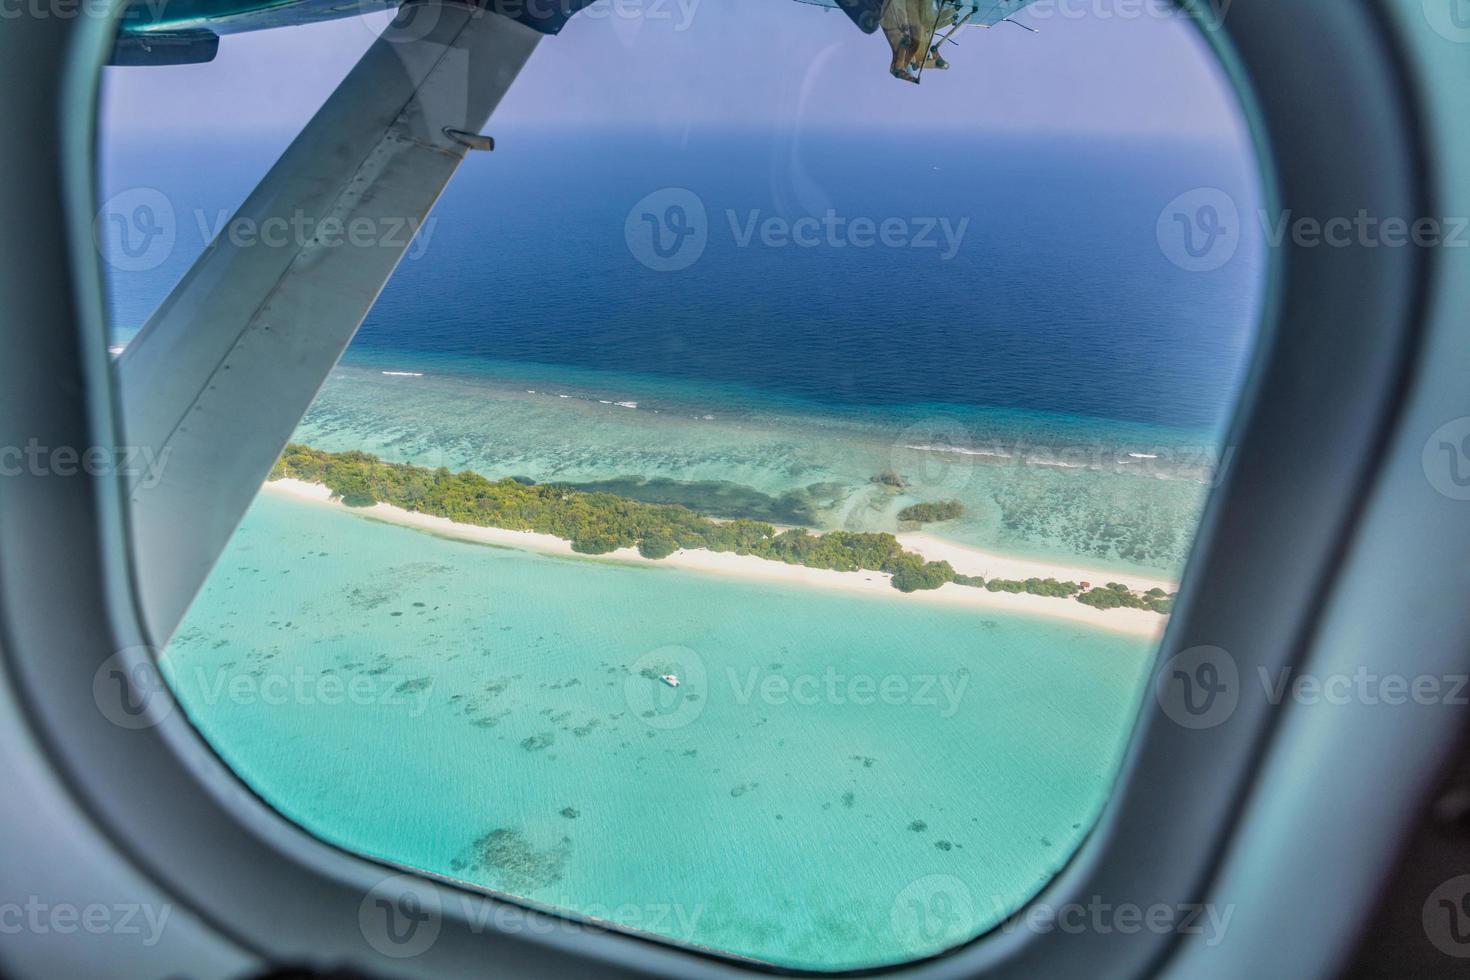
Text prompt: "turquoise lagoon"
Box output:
[[165, 490, 1156, 970]]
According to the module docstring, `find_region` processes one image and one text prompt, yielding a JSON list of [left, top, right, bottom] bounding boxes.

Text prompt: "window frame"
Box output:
[[0, 0, 1449, 977]]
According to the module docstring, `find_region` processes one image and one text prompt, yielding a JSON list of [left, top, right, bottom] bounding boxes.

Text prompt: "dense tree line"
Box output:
[[950, 574, 1173, 613], [270, 444, 1171, 614], [270, 445, 955, 592]]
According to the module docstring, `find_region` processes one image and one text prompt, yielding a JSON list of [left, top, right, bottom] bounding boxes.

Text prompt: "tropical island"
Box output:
[[268, 444, 1175, 616]]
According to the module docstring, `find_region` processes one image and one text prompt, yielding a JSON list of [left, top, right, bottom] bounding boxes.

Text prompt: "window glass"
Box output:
[[102, 2, 1264, 970]]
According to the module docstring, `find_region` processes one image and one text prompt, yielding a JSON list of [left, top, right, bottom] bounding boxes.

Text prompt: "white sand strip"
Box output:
[[262, 479, 1168, 640], [897, 531, 1180, 595]]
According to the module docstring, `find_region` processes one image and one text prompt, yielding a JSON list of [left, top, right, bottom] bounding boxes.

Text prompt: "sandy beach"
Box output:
[[895, 532, 1181, 596], [262, 479, 1171, 640]]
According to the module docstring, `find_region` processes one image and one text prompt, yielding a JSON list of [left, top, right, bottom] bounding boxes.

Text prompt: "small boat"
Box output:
[[659, 674, 680, 688]]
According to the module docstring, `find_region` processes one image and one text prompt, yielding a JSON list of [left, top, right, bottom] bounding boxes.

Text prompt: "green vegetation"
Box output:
[[637, 534, 678, 560], [897, 500, 965, 524], [270, 445, 955, 592], [887, 555, 956, 593], [870, 470, 907, 489], [1075, 581, 1175, 614], [964, 576, 1080, 597], [269, 444, 1175, 615]]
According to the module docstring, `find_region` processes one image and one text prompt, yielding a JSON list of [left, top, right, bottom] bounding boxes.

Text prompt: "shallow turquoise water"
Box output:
[[165, 492, 1155, 970]]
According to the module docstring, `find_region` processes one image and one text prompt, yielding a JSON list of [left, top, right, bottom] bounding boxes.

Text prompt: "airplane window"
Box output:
[[100, 1, 1264, 970]]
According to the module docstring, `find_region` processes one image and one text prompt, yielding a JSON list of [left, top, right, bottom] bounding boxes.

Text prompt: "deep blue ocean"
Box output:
[[104, 128, 1265, 431]]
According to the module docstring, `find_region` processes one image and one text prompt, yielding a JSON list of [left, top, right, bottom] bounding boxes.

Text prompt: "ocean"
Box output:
[[106, 127, 1264, 968]]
